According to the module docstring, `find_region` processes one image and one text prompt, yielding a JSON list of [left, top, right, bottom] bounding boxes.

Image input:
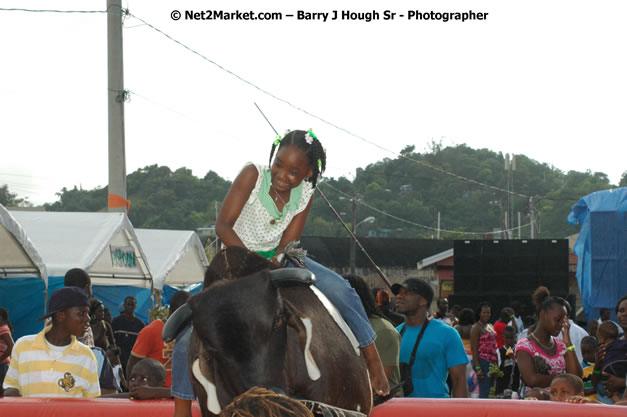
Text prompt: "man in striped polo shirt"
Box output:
[[3, 287, 100, 397]]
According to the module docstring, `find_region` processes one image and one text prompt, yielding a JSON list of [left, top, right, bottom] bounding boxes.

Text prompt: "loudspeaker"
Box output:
[[453, 239, 569, 296]]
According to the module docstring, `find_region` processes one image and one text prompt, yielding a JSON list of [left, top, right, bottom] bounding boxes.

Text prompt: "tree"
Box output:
[[0, 184, 32, 207], [30, 146, 621, 238]]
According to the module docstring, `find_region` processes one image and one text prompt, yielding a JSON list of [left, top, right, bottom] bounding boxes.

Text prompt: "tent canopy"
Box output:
[[0, 204, 50, 338], [135, 228, 209, 290], [10, 211, 152, 288], [0, 204, 48, 285]]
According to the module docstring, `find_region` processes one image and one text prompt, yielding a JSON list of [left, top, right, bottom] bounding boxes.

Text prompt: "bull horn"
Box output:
[[162, 302, 192, 342], [269, 268, 316, 287]]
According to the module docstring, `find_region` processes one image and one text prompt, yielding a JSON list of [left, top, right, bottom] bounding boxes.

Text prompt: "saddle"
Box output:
[[164, 246, 359, 354]]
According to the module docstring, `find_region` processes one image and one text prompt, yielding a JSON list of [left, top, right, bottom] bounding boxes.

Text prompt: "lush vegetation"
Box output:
[[43, 165, 230, 231], [0, 184, 32, 207], [4, 145, 626, 239]]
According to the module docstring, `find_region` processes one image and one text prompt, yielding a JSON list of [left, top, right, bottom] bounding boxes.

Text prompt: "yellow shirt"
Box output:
[[3, 326, 100, 397]]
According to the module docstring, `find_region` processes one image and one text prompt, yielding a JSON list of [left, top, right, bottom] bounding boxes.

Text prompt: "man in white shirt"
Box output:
[[556, 298, 588, 363], [507, 301, 524, 339]]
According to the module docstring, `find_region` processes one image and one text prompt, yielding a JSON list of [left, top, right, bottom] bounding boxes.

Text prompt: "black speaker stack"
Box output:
[[449, 239, 571, 319]]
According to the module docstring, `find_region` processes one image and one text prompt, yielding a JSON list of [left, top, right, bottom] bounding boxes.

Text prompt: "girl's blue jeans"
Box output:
[[289, 257, 376, 348]]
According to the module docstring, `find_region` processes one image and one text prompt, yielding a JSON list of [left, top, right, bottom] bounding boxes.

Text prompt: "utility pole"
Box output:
[[511, 155, 516, 234], [504, 154, 516, 238], [215, 201, 220, 254], [350, 198, 357, 274], [518, 211, 521, 239], [437, 211, 441, 239], [529, 196, 536, 238], [107, 0, 128, 213]]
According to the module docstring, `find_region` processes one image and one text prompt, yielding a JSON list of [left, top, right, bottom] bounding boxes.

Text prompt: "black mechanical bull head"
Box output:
[[169, 268, 320, 416]]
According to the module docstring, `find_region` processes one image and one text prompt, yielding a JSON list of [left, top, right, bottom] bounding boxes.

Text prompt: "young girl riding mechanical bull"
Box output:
[[215, 129, 390, 397]]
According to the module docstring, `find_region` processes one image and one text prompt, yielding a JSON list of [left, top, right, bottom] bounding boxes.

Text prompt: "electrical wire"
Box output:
[[319, 181, 531, 236], [124, 11, 530, 199], [0, 7, 106, 14], [1, 6, 531, 199]]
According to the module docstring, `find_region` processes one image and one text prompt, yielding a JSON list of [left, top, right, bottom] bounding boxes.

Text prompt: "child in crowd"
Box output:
[[549, 373, 584, 402], [0, 307, 14, 397], [494, 308, 518, 348], [106, 346, 127, 391], [579, 335, 597, 399], [596, 321, 627, 403], [104, 358, 171, 399], [524, 387, 551, 401], [588, 319, 599, 338], [495, 326, 521, 397], [3, 287, 100, 397]]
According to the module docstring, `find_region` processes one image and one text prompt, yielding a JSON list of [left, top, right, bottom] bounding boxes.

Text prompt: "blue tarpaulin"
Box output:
[[91, 285, 152, 324], [568, 187, 627, 321], [162, 282, 203, 306]]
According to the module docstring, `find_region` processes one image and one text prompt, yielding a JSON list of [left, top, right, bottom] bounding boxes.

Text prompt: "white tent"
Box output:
[[0, 204, 49, 338], [10, 211, 152, 288], [135, 228, 209, 291], [0, 205, 48, 284]]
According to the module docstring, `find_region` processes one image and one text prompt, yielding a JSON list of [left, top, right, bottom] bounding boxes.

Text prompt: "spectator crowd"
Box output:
[[1, 267, 626, 416]]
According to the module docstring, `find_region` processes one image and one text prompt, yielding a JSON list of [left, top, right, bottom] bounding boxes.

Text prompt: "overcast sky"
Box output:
[[1, 0, 626, 205]]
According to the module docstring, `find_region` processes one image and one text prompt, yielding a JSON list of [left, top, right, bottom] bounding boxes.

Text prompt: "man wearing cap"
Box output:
[[392, 278, 468, 398], [3, 287, 101, 397]]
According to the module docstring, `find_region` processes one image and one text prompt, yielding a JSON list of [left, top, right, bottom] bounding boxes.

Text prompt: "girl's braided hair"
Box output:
[[269, 130, 326, 188]]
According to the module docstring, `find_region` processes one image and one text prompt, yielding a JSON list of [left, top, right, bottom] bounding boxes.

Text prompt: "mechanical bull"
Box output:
[[166, 249, 372, 416]]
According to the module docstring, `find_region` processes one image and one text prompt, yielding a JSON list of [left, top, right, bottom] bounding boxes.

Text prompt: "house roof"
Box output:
[[417, 248, 454, 270]]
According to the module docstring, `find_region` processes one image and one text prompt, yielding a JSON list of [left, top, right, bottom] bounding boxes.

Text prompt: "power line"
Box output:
[[319, 181, 531, 236], [126, 89, 197, 121], [0, 7, 106, 14], [3, 7, 531, 199], [1, 6, 531, 198], [125, 11, 529, 199]]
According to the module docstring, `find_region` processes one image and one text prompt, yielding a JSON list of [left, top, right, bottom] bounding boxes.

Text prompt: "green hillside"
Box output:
[[3, 144, 623, 239]]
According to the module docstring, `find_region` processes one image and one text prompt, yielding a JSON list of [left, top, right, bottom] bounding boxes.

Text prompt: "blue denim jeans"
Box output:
[[171, 325, 195, 400], [289, 257, 376, 348], [478, 358, 494, 398]]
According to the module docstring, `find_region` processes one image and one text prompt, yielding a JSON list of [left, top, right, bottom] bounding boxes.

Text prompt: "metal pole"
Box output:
[[107, 0, 127, 213], [350, 198, 356, 274], [518, 211, 521, 239], [437, 211, 441, 239], [215, 201, 220, 254], [511, 155, 516, 234], [530, 196, 536, 238]]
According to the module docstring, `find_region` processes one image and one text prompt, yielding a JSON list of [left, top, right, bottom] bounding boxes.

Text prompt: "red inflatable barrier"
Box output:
[[1, 397, 624, 416], [371, 398, 625, 417], [0, 398, 202, 417]]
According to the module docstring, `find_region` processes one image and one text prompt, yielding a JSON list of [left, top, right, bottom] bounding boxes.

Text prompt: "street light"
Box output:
[[356, 216, 376, 229], [350, 216, 375, 274]]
